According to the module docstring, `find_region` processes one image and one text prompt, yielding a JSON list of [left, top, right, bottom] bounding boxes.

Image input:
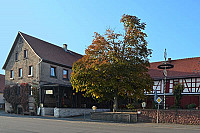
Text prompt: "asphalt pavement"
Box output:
[[0, 110, 200, 133]]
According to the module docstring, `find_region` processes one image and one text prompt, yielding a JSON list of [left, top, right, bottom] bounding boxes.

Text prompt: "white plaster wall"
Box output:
[[41, 107, 54, 116]]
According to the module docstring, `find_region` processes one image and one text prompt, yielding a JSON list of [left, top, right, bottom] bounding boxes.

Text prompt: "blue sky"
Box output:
[[0, 0, 200, 74]]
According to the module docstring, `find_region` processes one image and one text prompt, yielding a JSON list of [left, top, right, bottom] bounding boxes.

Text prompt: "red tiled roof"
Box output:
[[0, 74, 5, 93], [20, 32, 83, 68], [149, 57, 200, 80]]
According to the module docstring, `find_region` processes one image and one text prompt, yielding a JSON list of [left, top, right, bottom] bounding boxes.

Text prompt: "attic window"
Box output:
[[28, 66, 33, 76], [10, 70, 14, 79], [15, 52, 18, 61], [24, 50, 28, 58]]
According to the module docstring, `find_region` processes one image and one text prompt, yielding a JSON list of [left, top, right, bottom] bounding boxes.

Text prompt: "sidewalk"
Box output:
[[0, 110, 92, 122]]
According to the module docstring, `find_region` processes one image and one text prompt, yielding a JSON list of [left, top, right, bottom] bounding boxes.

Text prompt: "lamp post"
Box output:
[[157, 49, 174, 109]]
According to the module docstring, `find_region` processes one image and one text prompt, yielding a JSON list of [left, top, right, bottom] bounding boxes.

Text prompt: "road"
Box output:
[[0, 113, 200, 133]]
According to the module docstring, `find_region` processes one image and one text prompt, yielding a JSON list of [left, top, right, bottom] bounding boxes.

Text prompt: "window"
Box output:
[[28, 66, 33, 76], [29, 86, 33, 96], [63, 69, 68, 80], [15, 52, 18, 61], [24, 50, 28, 58], [10, 70, 14, 79], [19, 68, 22, 77], [50, 66, 56, 77]]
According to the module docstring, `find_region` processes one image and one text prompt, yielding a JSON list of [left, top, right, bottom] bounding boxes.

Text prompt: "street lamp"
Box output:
[[157, 49, 174, 109]]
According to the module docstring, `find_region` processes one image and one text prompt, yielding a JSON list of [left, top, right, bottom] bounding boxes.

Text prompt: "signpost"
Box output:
[[156, 97, 162, 123], [141, 102, 146, 109]]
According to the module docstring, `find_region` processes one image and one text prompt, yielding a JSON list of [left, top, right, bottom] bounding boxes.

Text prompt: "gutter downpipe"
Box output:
[[36, 59, 43, 111]]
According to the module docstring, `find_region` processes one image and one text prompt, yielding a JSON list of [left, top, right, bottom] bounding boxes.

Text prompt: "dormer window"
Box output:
[[24, 50, 28, 58], [15, 52, 18, 61], [50, 66, 56, 78]]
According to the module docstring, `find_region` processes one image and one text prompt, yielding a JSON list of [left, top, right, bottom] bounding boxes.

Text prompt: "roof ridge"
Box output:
[[19, 31, 63, 49], [19, 31, 83, 56], [150, 56, 200, 64]]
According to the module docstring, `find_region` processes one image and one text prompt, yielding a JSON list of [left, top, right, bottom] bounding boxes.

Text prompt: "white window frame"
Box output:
[[50, 66, 56, 77], [19, 68, 22, 78], [28, 66, 33, 76], [24, 50, 28, 58], [10, 70, 14, 79]]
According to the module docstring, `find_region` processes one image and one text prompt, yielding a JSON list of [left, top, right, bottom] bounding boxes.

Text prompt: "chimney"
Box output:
[[168, 58, 171, 63], [63, 44, 68, 52]]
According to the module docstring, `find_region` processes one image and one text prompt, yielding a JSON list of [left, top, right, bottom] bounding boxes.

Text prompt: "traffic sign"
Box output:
[[156, 97, 162, 104]]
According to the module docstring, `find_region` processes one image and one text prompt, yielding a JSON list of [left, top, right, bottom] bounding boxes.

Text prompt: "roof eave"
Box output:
[[152, 75, 200, 80], [42, 59, 72, 69], [2, 32, 21, 70]]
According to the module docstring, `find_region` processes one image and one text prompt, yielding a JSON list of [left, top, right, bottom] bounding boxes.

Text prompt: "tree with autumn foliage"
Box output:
[[71, 14, 153, 111]]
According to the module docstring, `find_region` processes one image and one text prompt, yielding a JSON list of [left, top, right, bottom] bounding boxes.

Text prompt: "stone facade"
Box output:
[[3, 32, 78, 114], [4, 35, 73, 88], [4, 36, 40, 86]]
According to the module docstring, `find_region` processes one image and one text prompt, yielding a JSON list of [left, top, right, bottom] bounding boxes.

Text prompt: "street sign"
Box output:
[[156, 97, 162, 104], [142, 102, 146, 109]]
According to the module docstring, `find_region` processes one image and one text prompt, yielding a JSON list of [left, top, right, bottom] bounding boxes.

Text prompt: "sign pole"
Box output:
[[157, 103, 159, 124], [156, 97, 162, 124], [164, 48, 167, 110]]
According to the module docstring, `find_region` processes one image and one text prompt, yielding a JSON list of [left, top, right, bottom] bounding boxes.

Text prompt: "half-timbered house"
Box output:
[[148, 57, 200, 108]]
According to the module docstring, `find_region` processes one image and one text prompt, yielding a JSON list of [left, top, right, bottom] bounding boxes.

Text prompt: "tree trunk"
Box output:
[[113, 93, 118, 112]]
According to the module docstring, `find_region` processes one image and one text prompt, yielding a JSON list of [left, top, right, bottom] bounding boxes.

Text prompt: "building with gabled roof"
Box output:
[[2, 31, 85, 113], [148, 57, 200, 108]]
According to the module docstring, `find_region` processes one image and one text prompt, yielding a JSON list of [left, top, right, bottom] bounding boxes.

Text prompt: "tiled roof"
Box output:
[[149, 57, 200, 80], [0, 74, 5, 93], [20, 32, 83, 68]]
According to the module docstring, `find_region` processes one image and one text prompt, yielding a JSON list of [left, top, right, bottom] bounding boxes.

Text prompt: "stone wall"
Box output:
[[54, 108, 110, 118], [137, 109, 200, 125], [91, 112, 138, 123]]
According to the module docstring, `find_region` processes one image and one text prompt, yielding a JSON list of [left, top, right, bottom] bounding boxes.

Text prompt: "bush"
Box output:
[[173, 83, 184, 108], [186, 103, 196, 109]]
